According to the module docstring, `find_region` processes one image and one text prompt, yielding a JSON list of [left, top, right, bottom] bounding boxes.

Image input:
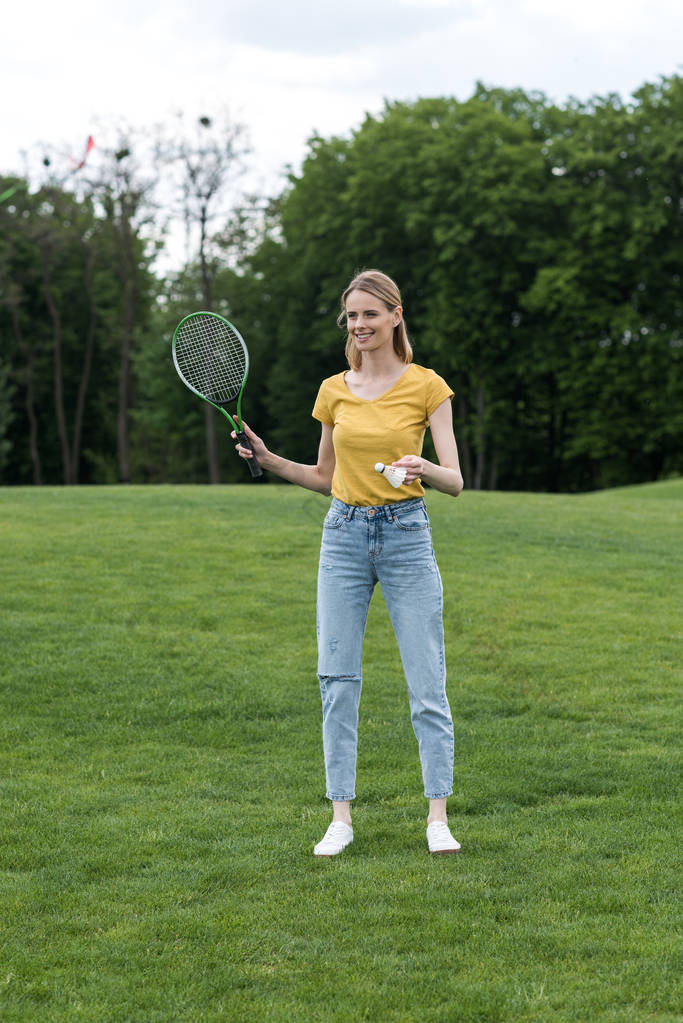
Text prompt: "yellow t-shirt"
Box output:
[[312, 363, 454, 506]]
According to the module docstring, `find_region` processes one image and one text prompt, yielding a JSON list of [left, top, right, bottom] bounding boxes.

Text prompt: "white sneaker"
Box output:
[[313, 821, 354, 857], [427, 821, 461, 855]]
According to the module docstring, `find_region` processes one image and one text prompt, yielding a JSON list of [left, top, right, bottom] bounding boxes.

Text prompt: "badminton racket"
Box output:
[[172, 311, 262, 478]]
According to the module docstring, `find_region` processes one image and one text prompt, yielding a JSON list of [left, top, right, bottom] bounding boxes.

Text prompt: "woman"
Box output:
[[234, 270, 464, 857]]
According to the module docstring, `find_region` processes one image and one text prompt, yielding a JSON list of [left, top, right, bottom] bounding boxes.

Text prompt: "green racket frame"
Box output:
[[172, 310, 262, 478]]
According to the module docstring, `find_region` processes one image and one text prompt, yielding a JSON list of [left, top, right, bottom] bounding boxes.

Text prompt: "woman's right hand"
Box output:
[[229, 420, 334, 495], [231, 420, 269, 467]]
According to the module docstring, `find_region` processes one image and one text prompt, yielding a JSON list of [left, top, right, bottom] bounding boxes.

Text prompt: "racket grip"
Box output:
[[236, 431, 263, 478]]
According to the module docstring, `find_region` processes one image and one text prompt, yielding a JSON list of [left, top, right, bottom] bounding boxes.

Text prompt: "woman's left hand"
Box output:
[[392, 455, 426, 486]]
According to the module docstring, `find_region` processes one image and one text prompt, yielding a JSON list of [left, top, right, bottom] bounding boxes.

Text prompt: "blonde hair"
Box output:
[[337, 269, 413, 371]]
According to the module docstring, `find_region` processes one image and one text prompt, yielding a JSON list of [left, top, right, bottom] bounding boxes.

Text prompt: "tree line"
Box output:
[[1, 77, 681, 491]]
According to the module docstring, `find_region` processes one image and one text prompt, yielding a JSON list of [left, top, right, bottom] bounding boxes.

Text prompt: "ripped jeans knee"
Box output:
[[317, 673, 362, 801]]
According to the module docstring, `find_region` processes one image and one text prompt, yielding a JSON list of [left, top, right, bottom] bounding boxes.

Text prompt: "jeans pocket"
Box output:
[[392, 504, 430, 532], [323, 511, 346, 529]]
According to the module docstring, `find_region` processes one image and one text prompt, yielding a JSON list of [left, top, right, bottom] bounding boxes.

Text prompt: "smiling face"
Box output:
[[344, 289, 402, 358]]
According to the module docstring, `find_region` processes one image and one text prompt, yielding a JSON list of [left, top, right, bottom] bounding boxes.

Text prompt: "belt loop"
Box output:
[[347, 505, 356, 520]]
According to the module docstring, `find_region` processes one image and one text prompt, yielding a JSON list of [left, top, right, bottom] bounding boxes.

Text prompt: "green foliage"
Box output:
[[519, 80, 683, 489], [0, 354, 14, 471], [1, 78, 681, 490], [0, 482, 680, 1021], [0, 176, 158, 484], [238, 77, 682, 492]]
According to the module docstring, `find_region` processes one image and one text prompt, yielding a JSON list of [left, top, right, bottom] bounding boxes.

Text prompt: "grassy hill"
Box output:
[[1, 481, 680, 1022]]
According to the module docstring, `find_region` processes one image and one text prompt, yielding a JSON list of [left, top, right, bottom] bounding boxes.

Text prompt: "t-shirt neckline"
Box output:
[[342, 364, 413, 403]]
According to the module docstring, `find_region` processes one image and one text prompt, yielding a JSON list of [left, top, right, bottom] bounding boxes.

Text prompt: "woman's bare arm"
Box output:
[[234, 421, 336, 496], [392, 398, 464, 497]]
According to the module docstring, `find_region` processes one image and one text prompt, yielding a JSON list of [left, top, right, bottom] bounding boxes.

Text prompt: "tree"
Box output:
[[233, 78, 682, 492], [0, 182, 44, 484], [0, 168, 155, 485], [0, 183, 104, 484], [158, 113, 250, 483], [82, 128, 160, 483], [521, 78, 683, 488], [2, 82, 680, 491], [0, 353, 14, 474]]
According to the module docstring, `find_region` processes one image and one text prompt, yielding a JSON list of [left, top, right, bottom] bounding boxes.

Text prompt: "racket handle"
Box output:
[[236, 431, 263, 478]]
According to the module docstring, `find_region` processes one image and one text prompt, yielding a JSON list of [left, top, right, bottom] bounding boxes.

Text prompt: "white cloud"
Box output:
[[1, 0, 681, 193], [171, 0, 470, 54], [521, 0, 683, 35]]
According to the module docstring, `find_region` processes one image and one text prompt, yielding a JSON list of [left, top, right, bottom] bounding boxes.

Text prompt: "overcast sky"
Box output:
[[3, 0, 681, 196]]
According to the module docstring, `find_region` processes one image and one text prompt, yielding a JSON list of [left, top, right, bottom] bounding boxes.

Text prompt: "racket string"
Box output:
[[174, 314, 247, 403]]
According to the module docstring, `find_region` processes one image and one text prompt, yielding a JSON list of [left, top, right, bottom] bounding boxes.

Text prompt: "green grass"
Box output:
[[0, 480, 681, 1022]]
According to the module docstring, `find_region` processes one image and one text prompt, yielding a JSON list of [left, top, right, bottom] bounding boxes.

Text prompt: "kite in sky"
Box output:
[[1, 135, 95, 204], [70, 135, 95, 172]]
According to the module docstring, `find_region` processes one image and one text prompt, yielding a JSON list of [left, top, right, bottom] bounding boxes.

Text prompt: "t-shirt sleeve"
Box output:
[[312, 379, 334, 426], [426, 371, 454, 419]]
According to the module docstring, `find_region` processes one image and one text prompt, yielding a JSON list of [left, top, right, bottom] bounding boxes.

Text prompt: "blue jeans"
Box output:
[[316, 497, 454, 801]]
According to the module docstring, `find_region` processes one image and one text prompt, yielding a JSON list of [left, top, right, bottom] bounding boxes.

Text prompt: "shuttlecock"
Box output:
[[374, 462, 407, 488]]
